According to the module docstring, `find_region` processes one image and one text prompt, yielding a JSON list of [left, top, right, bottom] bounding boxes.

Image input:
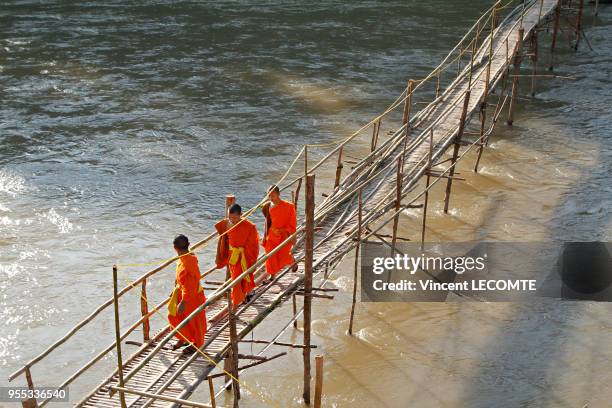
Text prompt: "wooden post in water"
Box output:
[[390, 156, 404, 258], [348, 188, 362, 335], [530, 30, 539, 97], [292, 293, 298, 328], [223, 195, 237, 394], [334, 147, 343, 189], [314, 355, 324, 408], [21, 367, 36, 408], [507, 28, 524, 126], [294, 177, 302, 211], [140, 279, 150, 342], [574, 0, 584, 51], [421, 128, 434, 249], [227, 291, 240, 406], [402, 80, 414, 138], [207, 376, 216, 408], [112, 265, 128, 408], [370, 119, 381, 152], [549, 4, 561, 71], [303, 174, 315, 405], [443, 90, 471, 214]]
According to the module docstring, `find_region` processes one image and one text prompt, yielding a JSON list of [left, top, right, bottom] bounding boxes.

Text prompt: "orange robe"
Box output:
[[168, 254, 207, 347], [216, 218, 259, 306], [263, 200, 297, 276]]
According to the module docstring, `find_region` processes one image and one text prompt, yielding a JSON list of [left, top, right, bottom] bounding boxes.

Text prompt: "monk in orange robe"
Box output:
[[262, 185, 297, 279], [168, 234, 207, 352], [215, 203, 259, 306]]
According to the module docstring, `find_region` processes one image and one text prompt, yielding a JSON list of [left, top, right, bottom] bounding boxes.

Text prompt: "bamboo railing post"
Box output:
[[334, 147, 343, 189], [140, 279, 150, 341], [574, 0, 584, 51], [223, 195, 236, 391], [348, 188, 362, 335], [530, 30, 539, 97], [292, 293, 298, 328], [21, 367, 36, 408], [294, 177, 302, 211], [422, 129, 434, 249], [112, 265, 127, 408], [443, 90, 471, 213], [303, 174, 315, 405], [549, 4, 561, 71], [507, 28, 524, 126], [595, 0, 599, 16], [435, 70, 441, 98], [314, 355, 324, 408], [402, 80, 414, 138], [227, 292, 240, 407], [390, 156, 403, 261], [207, 376, 216, 408], [370, 119, 381, 152]]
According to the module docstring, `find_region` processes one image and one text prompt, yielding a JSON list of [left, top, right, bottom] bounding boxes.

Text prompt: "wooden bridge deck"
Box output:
[[73, 1, 560, 406]]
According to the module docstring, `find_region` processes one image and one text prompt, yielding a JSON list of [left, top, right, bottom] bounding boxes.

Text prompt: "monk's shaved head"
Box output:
[[268, 185, 280, 194], [173, 234, 189, 251], [229, 203, 242, 215]]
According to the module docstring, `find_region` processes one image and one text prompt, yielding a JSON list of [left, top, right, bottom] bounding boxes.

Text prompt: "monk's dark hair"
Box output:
[[268, 184, 280, 194], [173, 234, 189, 251], [229, 203, 242, 215]]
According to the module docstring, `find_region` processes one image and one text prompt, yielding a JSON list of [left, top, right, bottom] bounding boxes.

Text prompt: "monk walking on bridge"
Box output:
[[168, 234, 207, 353], [215, 203, 259, 306], [262, 185, 298, 281]]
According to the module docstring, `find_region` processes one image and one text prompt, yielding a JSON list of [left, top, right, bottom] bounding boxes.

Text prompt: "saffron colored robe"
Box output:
[[216, 218, 259, 306], [263, 200, 296, 275], [168, 254, 207, 347]]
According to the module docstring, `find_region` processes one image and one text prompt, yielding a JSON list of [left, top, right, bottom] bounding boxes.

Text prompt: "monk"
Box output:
[[262, 185, 298, 280], [167, 235, 207, 352], [215, 203, 259, 306]]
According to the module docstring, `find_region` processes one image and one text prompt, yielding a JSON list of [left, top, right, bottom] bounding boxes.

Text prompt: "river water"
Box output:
[[1, 1, 611, 407]]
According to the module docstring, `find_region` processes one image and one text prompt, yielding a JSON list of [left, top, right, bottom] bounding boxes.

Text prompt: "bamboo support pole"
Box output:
[[303, 174, 315, 405], [140, 279, 150, 342], [314, 355, 324, 408], [507, 28, 524, 126], [112, 266, 127, 408], [530, 30, 539, 97], [334, 147, 343, 189], [208, 376, 216, 408], [21, 398, 37, 408], [294, 177, 302, 211], [371, 119, 381, 152], [421, 129, 434, 248], [24, 366, 34, 390], [292, 293, 298, 328], [223, 195, 237, 394], [443, 90, 471, 213], [390, 156, 403, 259], [348, 189, 362, 335], [227, 292, 240, 406], [574, 0, 584, 50], [550, 4, 561, 71], [402, 80, 414, 137]]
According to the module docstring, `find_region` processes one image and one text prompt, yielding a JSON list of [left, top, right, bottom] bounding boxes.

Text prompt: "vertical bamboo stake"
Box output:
[[227, 291, 240, 406], [208, 376, 216, 408], [112, 265, 127, 408], [294, 177, 302, 211], [402, 80, 414, 137], [421, 128, 434, 249], [549, 4, 561, 71], [530, 31, 539, 97], [292, 293, 298, 329], [370, 119, 381, 152], [435, 70, 441, 98], [140, 279, 150, 342], [303, 174, 315, 405], [390, 156, 403, 260], [223, 195, 236, 391], [334, 147, 343, 189], [304, 145, 309, 177], [595, 0, 599, 16], [443, 90, 471, 214], [574, 0, 584, 51], [314, 355, 324, 408], [24, 366, 34, 390], [507, 28, 524, 126], [21, 398, 37, 408], [348, 188, 362, 335]]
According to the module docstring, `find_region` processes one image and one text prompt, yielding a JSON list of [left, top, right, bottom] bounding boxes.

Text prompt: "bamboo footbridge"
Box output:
[[9, 1, 590, 407]]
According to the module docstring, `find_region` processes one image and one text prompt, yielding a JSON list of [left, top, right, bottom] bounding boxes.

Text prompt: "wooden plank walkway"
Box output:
[[71, 1, 560, 406]]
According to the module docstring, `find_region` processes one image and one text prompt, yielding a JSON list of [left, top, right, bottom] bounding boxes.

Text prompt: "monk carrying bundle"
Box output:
[[216, 203, 259, 306], [167, 235, 207, 353], [262, 185, 298, 280]]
